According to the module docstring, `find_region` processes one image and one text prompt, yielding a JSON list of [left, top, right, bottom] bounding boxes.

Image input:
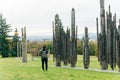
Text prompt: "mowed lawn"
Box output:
[[0, 55, 120, 80]]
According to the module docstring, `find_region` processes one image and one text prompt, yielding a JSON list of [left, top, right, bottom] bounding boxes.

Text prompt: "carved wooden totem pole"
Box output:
[[22, 27, 27, 63], [83, 27, 89, 69]]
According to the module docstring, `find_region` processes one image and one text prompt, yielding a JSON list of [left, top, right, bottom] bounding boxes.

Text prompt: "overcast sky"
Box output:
[[0, 0, 120, 36]]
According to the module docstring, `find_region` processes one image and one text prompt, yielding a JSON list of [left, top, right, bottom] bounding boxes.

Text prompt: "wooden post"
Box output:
[[99, 0, 108, 70], [22, 27, 27, 63], [116, 20, 120, 72], [83, 27, 90, 69], [71, 8, 77, 67], [96, 18, 100, 60], [54, 14, 61, 66]]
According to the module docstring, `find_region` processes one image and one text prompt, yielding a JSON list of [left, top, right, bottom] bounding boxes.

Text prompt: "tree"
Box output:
[[10, 28, 20, 57], [89, 40, 97, 56], [77, 39, 83, 55], [0, 14, 11, 57]]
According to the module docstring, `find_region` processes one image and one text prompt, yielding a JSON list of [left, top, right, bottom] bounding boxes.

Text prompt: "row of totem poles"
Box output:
[[52, 0, 120, 72], [97, 0, 120, 71], [52, 8, 89, 68]]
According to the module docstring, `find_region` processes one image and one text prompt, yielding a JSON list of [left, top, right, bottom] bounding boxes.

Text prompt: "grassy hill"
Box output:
[[0, 55, 120, 80]]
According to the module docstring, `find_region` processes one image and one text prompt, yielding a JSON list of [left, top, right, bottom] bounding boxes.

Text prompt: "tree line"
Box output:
[[27, 39, 98, 57]]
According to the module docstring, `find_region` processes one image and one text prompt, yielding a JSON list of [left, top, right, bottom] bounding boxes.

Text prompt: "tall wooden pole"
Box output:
[[71, 8, 77, 67], [116, 20, 120, 72], [83, 27, 89, 69], [99, 0, 108, 70], [22, 27, 27, 63], [54, 14, 61, 66], [96, 18, 100, 61], [66, 27, 70, 64], [112, 13, 117, 69], [52, 21, 56, 62]]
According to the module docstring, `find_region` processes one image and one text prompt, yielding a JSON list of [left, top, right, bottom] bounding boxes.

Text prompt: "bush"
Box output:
[[27, 40, 97, 56], [89, 40, 97, 56]]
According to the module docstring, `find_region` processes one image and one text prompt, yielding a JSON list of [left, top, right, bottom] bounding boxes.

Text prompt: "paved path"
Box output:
[[56, 66, 120, 74]]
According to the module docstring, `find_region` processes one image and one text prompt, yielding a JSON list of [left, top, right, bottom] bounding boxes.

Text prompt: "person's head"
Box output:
[[43, 45, 46, 50]]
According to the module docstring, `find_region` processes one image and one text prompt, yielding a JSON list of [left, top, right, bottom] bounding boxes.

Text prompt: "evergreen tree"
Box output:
[[11, 28, 20, 57], [0, 14, 11, 57]]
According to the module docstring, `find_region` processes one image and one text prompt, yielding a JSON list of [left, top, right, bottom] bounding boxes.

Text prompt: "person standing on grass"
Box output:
[[40, 45, 48, 71]]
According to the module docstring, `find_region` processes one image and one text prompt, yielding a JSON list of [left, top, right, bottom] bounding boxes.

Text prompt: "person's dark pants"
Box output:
[[41, 57, 48, 71]]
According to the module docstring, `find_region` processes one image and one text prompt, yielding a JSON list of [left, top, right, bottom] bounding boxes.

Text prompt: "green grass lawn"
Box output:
[[0, 55, 120, 80]]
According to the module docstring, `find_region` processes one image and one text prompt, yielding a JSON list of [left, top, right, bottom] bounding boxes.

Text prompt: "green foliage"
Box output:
[[0, 14, 11, 57], [27, 40, 53, 56], [77, 39, 83, 55], [27, 40, 97, 56], [10, 28, 20, 57], [9, 50, 16, 57], [27, 41, 40, 56], [89, 40, 97, 56], [77, 39, 97, 56]]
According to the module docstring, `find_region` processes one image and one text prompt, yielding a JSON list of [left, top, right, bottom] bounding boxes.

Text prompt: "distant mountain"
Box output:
[[27, 33, 97, 41], [78, 33, 97, 40], [27, 35, 52, 41], [89, 33, 97, 40]]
